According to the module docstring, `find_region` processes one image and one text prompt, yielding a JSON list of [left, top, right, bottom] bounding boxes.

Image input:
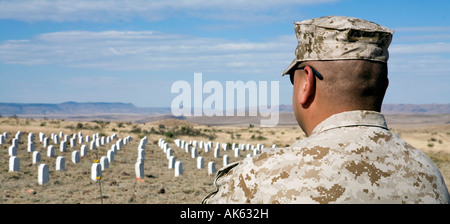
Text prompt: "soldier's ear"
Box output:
[[299, 65, 316, 105]]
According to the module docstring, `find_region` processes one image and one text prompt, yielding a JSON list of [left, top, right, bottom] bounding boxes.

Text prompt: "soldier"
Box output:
[[203, 16, 450, 204]]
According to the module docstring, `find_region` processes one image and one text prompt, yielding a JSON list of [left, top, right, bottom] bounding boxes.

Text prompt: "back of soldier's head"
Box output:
[[281, 16, 394, 111], [307, 59, 388, 111]]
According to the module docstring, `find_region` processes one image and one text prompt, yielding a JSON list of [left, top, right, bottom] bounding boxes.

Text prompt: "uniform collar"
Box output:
[[310, 110, 389, 136]]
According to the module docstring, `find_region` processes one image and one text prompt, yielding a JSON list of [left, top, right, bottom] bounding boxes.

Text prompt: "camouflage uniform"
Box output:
[[202, 16, 450, 204], [203, 111, 450, 203]]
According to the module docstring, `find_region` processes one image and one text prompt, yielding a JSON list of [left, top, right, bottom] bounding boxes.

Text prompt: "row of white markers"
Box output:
[[155, 138, 277, 178], [2, 130, 133, 185], [3, 130, 278, 184]]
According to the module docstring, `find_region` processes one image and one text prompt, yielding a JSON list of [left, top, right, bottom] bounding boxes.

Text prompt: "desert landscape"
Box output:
[[0, 112, 449, 204]]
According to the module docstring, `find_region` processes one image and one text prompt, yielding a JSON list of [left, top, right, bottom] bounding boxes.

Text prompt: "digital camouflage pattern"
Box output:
[[203, 111, 450, 204], [282, 16, 395, 76]]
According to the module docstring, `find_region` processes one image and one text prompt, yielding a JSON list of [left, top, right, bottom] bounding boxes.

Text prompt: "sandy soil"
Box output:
[[0, 116, 449, 204]]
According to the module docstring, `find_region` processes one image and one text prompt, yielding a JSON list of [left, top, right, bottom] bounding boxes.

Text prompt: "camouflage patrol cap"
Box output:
[[281, 16, 394, 76]]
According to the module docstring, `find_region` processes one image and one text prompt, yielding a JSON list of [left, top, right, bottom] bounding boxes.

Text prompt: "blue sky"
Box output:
[[0, 0, 449, 108]]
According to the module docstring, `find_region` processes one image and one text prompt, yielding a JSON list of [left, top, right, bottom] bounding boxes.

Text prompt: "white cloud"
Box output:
[[1, 28, 449, 77], [0, 0, 337, 22], [389, 42, 450, 74], [387, 26, 450, 74], [390, 42, 450, 55], [0, 30, 296, 75], [392, 26, 450, 43]]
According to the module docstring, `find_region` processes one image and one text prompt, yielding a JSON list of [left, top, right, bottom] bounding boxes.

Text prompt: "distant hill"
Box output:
[[381, 104, 450, 114], [0, 102, 448, 118], [278, 104, 450, 114], [0, 102, 171, 116]]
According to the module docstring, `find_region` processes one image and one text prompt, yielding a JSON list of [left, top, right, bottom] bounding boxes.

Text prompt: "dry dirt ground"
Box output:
[[0, 116, 449, 204]]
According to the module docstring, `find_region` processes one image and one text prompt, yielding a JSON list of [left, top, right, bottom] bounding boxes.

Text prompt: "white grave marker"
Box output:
[[166, 148, 173, 160], [72, 151, 80, 164], [91, 163, 102, 182], [100, 156, 109, 170], [138, 148, 145, 160], [28, 133, 34, 143], [38, 164, 49, 185], [90, 141, 96, 150], [191, 147, 197, 158], [223, 143, 228, 151], [197, 157, 204, 169], [15, 131, 22, 140], [56, 156, 65, 171], [47, 145, 55, 157], [135, 161, 144, 178], [33, 151, 41, 164], [223, 155, 229, 167], [70, 138, 76, 148], [168, 156, 176, 169], [234, 148, 240, 158], [39, 132, 44, 142], [214, 148, 220, 158], [8, 146, 17, 156], [116, 140, 122, 150], [80, 145, 87, 157], [53, 135, 59, 144], [60, 141, 66, 152], [43, 137, 49, 148], [27, 142, 35, 153], [107, 150, 114, 163], [174, 161, 183, 177], [12, 138, 18, 148], [9, 156, 19, 172], [111, 144, 117, 154], [208, 162, 216, 175]]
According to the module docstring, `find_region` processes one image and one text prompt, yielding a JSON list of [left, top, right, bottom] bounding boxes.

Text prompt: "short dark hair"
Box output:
[[302, 60, 388, 111]]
